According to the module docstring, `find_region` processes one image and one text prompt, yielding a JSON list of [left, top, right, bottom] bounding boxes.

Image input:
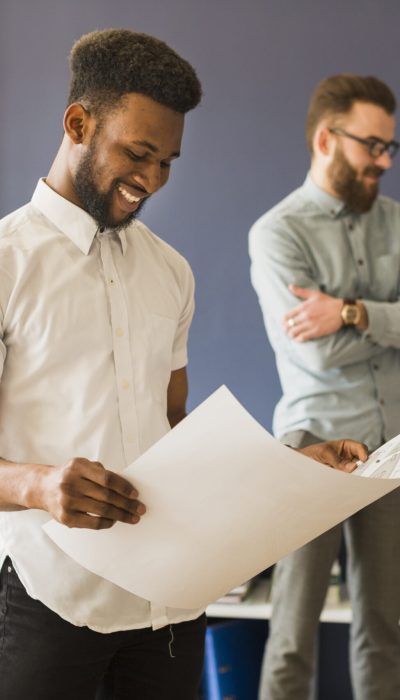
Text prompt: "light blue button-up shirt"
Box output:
[[249, 174, 400, 450]]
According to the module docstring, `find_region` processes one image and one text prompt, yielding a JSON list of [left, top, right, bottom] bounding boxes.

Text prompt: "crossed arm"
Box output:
[[250, 223, 400, 369], [283, 285, 369, 342]]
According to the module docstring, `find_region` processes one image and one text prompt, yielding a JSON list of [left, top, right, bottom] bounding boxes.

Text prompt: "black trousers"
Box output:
[[0, 557, 206, 700]]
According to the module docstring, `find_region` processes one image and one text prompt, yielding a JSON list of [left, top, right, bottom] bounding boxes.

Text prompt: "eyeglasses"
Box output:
[[328, 127, 399, 159]]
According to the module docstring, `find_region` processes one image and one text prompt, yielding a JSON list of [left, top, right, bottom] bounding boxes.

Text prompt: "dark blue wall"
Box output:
[[1, 0, 399, 429]]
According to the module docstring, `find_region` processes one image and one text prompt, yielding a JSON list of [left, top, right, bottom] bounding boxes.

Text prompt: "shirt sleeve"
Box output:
[[249, 219, 384, 372], [360, 299, 400, 348], [171, 259, 195, 371]]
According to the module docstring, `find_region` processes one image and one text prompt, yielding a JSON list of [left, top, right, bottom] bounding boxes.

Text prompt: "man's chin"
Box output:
[[117, 200, 145, 225], [350, 190, 378, 214], [105, 200, 146, 232], [105, 214, 136, 233]]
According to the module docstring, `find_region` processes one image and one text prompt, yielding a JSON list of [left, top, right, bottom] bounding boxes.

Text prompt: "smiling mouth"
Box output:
[[117, 184, 142, 204]]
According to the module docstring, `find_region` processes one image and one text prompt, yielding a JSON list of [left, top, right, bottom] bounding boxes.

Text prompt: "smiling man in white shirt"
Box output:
[[0, 28, 207, 700]]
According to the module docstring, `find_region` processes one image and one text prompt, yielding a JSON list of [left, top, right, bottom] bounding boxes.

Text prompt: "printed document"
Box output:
[[44, 386, 400, 609]]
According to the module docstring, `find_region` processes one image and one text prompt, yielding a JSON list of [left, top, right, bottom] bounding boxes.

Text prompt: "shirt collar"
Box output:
[[302, 173, 349, 219], [31, 179, 128, 255], [97, 227, 128, 256]]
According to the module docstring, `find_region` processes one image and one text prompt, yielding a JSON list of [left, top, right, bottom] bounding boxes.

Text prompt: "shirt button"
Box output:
[[373, 364, 379, 370], [357, 259, 364, 266], [379, 399, 385, 406], [115, 327, 124, 337], [127, 434, 135, 444], [108, 278, 115, 286], [122, 379, 130, 389], [348, 223, 354, 231], [7, 566, 12, 573]]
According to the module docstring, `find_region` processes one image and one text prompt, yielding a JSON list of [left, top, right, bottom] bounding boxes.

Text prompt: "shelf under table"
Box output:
[[206, 578, 351, 624]]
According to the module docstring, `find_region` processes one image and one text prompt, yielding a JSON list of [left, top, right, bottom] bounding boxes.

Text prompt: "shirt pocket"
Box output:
[[370, 253, 400, 301]]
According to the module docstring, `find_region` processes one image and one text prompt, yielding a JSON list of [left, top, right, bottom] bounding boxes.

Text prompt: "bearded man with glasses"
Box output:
[[249, 74, 400, 700]]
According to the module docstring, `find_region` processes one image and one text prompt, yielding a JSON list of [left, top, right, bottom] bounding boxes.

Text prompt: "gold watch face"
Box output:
[[342, 304, 360, 325]]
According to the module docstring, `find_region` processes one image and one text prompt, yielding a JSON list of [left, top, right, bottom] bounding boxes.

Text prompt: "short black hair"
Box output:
[[306, 73, 396, 153], [68, 28, 202, 116]]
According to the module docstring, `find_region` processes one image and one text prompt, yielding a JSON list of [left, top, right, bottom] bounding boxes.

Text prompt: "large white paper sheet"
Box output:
[[43, 386, 400, 609]]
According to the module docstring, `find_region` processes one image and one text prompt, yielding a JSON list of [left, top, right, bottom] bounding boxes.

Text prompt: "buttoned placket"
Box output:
[[342, 216, 389, 428], [98, 232, 170, 628], [98, 233, 140, 466], [343, 215, 370, 298]]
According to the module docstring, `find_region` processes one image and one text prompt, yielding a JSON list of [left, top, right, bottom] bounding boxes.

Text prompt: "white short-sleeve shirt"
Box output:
[[0, 179, 203, 632]]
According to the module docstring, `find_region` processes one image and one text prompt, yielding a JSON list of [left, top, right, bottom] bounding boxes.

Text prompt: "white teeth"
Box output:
[[118, 185, 141, 204]]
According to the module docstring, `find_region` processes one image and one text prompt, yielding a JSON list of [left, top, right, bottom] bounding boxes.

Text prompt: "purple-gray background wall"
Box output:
[[1, 0, 399, 429]]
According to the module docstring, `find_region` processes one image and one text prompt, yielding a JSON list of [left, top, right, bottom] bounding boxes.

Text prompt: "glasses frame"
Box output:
[[328, 127, 399, 159]]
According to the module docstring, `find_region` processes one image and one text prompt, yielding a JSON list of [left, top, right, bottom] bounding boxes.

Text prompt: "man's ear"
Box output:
[[63, 103, 93, 145], [315, 125, 334, 157]]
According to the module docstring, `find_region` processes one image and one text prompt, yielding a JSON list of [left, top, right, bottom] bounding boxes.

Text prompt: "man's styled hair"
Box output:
[[306, 73, 396, 153], [67, 28, 202, 116]]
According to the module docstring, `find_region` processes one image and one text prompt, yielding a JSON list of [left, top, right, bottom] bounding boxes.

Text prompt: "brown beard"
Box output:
[[327, 146, 384, 214]]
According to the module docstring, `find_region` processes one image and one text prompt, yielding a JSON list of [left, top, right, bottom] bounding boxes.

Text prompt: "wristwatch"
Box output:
[[341, 298, 361, 326]]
